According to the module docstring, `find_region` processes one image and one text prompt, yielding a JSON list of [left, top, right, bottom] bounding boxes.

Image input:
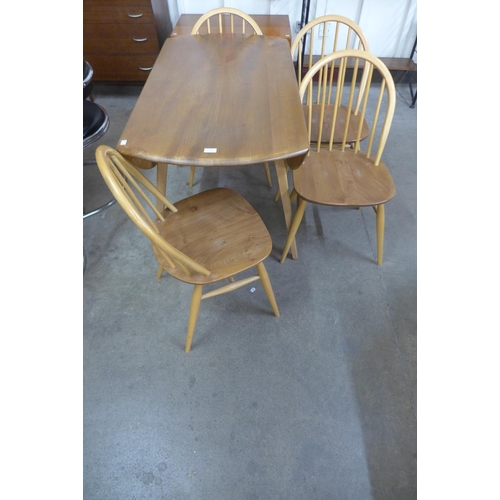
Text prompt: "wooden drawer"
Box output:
[[84, 35, 159, 55], [86, 54, 157, 82], [83, 0, 159, 82], [83, 5, 155, 24], [84, 23, 159, 54]]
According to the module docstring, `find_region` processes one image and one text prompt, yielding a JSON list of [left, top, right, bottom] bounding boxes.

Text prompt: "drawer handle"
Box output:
[[139, 66, 153, 71], [127, 13, 143, 18], [133, 37, 148, 42]]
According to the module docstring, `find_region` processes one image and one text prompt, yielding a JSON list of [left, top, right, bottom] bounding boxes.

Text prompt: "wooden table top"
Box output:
[[117, 34, 308, 169], [170, 14, 292, 41]]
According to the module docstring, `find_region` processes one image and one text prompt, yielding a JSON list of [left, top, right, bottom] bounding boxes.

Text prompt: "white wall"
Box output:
[[164, 0, 417, 58], [357, 0, 417, 57]]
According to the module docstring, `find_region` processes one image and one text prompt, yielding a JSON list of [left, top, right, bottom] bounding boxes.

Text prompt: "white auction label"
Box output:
[[203, 148, 217, 153]]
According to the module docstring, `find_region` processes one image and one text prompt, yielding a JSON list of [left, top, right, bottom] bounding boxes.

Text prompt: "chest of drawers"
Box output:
[[83, 0, 160, 82]]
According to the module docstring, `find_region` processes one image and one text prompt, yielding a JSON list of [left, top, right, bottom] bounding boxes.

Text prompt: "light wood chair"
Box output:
[[188, 7, 272, 190], [95, 145, 280, 352], [280, 50, 396, 266], [273, 15, 371, 203], [292, 15, 370, 144], [191, 7, 263, 36]]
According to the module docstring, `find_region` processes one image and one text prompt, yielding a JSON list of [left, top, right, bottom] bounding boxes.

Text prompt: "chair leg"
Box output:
[[280, 197, 307, 264], [273, 164, 290, 201], [263, 162, 272, 187], [189, 166, 196, 188], [376, 204, 385, 265], [156, 163, 168, 212], [156, 264, 164, 279], [273, 185, 281, 202], [256, 262, 280, 317], [185, 284, 203, 352], [274, 186, 296, 202]]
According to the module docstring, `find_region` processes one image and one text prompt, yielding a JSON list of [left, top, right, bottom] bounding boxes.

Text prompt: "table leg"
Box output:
[[275, 159, 298, 259], [156, 163, 168, 211]]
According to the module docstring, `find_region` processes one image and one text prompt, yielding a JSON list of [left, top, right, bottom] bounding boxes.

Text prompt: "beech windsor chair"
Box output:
[[292, 15, 370, 145], [95, 145, 280, 352], [191, 7, 263, 35], [187, 7, 272, 190], [280, 50, 396, 266], [274, 15, 371, 203]]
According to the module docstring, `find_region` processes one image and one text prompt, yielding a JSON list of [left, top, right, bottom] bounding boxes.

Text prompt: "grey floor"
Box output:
[[83, 82, 417, 499]]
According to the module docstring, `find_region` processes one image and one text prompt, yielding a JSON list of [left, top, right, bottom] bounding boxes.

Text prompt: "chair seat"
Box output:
[[154, 188, 272, 285], [83, 100, 109, 148], [303, 104, 369, 144], [293, 147, 396, 207]]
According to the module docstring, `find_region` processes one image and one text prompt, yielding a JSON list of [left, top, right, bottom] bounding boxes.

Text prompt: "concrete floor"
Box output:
[[83, 82, 417, 499]]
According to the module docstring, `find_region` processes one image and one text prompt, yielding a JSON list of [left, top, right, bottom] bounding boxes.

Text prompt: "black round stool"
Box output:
[[84, 60, 94, 101], [84, 100, 109, 149], [83, 95, 115, 219]]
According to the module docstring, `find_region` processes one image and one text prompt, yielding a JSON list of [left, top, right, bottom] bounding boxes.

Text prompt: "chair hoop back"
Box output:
[[95, 145, 210, 276], [191, 8, 263, 35], [291, 15, 370, 84], [299, 49, 396, 166]]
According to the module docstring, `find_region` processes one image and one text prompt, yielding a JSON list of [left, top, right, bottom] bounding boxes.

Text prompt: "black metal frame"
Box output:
[[408, 37, 417, 108], [299, 0, 311, 66]]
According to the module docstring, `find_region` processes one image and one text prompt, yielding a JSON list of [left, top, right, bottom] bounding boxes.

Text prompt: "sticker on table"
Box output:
[[204, 148, 217, 153], [120, 140, 127, 145]]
